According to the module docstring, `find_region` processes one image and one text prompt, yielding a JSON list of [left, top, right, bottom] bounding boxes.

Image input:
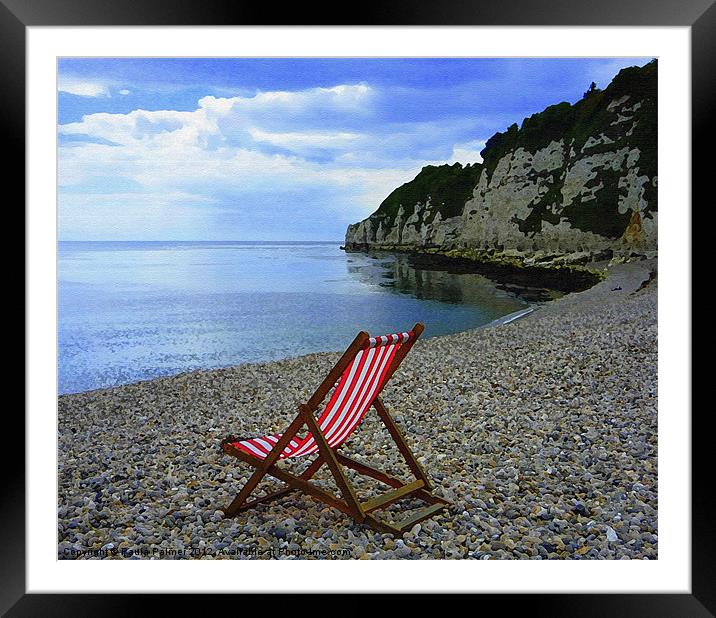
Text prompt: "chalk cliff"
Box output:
[[345, 61, 657, 265]]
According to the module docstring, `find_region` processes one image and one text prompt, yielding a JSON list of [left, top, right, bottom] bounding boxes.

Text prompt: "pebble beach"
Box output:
[[57, 259, 658, 560]]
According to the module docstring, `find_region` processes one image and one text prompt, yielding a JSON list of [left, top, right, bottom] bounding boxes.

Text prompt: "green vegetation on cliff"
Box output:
[[371, 162, 483, 230], [483, 59, 657, 238], [350, 60, 657, 244], [482, 59, 657, 184]]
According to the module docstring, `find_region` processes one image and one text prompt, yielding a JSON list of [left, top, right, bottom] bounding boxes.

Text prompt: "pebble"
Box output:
[[57, 261, 657, 560]]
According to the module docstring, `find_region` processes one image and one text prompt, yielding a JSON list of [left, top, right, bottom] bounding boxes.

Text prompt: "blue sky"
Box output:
[[58, 57, 650, 241]]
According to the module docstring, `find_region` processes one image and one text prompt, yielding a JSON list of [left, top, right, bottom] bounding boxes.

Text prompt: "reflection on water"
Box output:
[[59, 242, 529, 394], [346, 252, 528, 313]]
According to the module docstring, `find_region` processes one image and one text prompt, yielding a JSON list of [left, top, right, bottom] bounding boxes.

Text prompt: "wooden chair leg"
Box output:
[[224, 465, 269, 516], [223, 413, 306, 516], [299, 404, 365, 521], [262, 464, 356, 516], [225, 456, 325, 515], [363, 514, 402, 535], [373, 397, 432, 490], [228, 485, 296, 514], [223, 442, 449, 533], [300, 455, 325, 480]]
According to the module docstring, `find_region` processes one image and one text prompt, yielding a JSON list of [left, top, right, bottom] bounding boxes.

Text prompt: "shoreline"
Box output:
[[57, 254, 650, 400], [344, 245, 608, 302], [482, 306, 536, 328], [58, 258, 657, 559], [58, 300, 536, 399]]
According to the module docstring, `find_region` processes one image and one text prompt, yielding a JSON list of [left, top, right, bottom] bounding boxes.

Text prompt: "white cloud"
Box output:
[[119, 89, 131, 96], [58, 76, 111, 98], [58, 82, 479, 239], [249, 128, 361, 150], [446, 139, 487, 164], [58, 84, 383, 193]]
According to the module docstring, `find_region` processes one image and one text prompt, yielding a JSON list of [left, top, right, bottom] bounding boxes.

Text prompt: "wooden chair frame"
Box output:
[[220, 323, 451, 535]]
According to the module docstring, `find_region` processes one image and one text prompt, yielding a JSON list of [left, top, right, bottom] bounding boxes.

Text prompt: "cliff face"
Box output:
[[345, 61, 657, 263]]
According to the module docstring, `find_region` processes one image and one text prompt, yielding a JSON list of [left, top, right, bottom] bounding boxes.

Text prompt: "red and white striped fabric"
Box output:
[[230, 330, 414, 460], [366, 331, 411, 349]]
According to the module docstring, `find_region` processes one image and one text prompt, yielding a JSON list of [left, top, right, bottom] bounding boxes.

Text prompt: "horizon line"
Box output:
[[58, 239, 345, 243]]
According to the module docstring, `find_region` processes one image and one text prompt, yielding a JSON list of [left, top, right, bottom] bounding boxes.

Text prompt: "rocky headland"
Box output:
[[344, 61, 657, 274]]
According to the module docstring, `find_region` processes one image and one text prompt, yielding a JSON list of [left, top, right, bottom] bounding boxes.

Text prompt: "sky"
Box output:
[[58, 57, 651, 241]]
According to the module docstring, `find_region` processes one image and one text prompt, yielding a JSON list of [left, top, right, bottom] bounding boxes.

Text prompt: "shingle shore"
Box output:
[[58, 259, 657, 560]]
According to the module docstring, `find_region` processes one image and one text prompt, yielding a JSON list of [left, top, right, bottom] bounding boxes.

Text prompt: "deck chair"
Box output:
[[220, 323, 451, 535]]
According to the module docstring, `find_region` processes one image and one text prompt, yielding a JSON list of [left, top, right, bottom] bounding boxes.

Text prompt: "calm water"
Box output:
[[58, 241, 528, 394]]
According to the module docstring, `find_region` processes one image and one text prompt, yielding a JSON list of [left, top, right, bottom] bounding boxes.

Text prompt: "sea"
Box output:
[[58, 241, 529, 394]]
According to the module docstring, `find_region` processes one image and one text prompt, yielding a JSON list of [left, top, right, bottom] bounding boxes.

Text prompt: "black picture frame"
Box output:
[[7, 0, 706, 612]]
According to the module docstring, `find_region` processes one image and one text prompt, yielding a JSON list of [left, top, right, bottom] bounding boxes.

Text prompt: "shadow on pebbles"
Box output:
[[58, 261, 658, 560]]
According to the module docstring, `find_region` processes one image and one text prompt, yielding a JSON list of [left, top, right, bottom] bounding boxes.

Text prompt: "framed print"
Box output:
[[8, 0, 708, 611]]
